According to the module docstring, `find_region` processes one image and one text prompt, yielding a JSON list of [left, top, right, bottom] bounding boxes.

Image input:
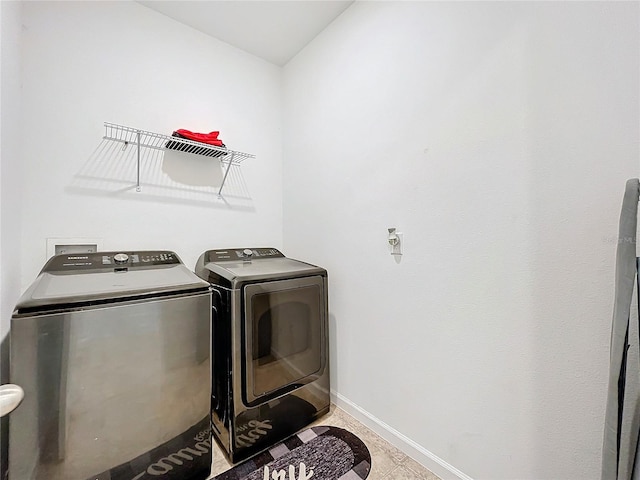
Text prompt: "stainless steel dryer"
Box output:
[[6, 251, 212, 480], [195, 248, 329, 464]]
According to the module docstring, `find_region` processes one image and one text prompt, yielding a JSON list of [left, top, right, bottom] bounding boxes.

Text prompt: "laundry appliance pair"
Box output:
[[3, 247, 329, 479]]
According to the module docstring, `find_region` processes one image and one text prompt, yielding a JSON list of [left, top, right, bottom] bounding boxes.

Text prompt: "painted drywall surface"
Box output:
[[19, 1, 283, 289], [1, 0, 23, 342], [283, 2, 639, 479]]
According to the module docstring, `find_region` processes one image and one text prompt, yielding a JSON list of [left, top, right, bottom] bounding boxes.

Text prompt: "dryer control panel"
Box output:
[[206, 248, 284, 263], [43, 250, 181, 273]]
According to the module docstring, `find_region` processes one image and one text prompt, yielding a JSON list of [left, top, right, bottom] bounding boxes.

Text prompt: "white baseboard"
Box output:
[[331, 392, 473, 480]]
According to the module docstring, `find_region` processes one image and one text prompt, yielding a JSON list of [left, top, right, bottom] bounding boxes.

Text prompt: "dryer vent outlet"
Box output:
[[46, 238, 103, 258], [55, 244, 97, 255]]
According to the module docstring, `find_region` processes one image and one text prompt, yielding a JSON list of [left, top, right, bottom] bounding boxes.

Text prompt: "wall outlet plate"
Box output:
[[390, 232, 403, 255]]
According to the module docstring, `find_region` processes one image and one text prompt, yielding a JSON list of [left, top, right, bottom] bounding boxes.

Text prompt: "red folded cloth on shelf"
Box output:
[[175, 129, 224, 146]]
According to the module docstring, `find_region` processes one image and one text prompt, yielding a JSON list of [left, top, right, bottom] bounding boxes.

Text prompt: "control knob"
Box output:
[[113, 253, 129, 264], [243, 249, 253, 258]]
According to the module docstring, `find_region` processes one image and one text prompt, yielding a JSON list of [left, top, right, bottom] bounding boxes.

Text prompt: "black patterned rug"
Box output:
[[214, 426, 371, 480]]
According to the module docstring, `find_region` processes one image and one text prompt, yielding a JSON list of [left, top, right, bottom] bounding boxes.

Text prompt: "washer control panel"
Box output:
[[43, 250, 180, 272], [207, 248, 283, 262]]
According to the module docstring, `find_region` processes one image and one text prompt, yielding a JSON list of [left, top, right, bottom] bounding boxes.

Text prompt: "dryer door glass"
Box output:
[[243, 276, 325, 404]]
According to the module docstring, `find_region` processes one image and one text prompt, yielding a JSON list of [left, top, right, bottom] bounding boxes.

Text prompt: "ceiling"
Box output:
[[137, 1, 354, 66]]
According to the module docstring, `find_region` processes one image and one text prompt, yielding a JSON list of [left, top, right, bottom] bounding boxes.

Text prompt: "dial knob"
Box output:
[[243, 249, 253, 258], [113, 253, 129, 264]]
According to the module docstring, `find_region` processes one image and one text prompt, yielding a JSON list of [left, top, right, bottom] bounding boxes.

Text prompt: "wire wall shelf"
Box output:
[[103, 122, 255, 196]]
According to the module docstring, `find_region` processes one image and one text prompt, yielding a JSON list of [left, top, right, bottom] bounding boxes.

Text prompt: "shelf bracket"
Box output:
[[136, 130, 141, 192], [218, 152, 236, 197]]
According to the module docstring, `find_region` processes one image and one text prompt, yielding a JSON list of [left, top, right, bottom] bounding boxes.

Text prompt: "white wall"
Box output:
[[1, 0, 23, 342], [19, 1, 283, 289], [283, 2, 640, 479], [10, 1, 640, 478]]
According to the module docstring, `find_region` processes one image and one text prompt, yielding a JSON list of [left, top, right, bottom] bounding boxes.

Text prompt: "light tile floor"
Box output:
[[211, 403, 441, 480]]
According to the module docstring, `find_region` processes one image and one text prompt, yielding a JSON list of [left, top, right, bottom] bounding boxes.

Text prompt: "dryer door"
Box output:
[[242, 276, 326, 406]]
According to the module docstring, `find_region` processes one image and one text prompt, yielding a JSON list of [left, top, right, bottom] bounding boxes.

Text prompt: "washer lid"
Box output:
[[14, 251, 209, 314]]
